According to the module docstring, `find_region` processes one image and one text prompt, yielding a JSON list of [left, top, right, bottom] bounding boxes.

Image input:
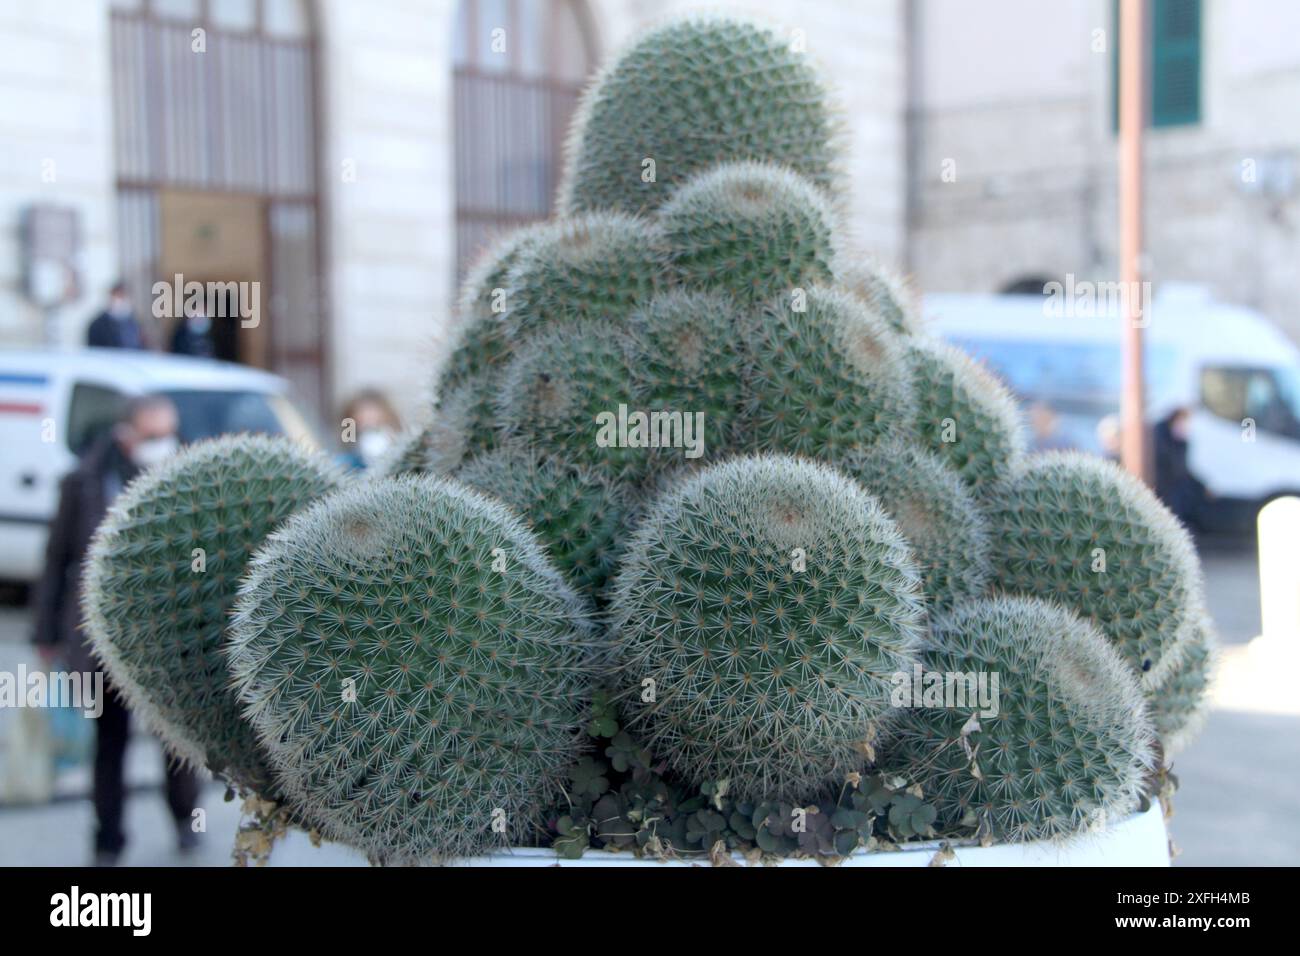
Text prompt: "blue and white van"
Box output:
[[925, 285, 1300, 533], [0, 348, 317, 582]]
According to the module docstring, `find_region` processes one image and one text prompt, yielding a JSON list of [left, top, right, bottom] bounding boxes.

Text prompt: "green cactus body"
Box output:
[[227, 475, 596, 864], [1146, 608, 1217, 755], [456, 446, 629, 599], [375, 424, 433, 478], [841, 439, 993, 610], [502, 213, 665, 343], [443, 236, 521, 390], [660, 162, 836, 304], [886, 597, 1155, 843], [82, 435, 342, 794], [843, 258, 920, 337], [435, 225, 550, 453], [908, 339, 1026, 491], [378, 383, 485, 479], [496, 319, 685, 487], [744, 285, 914, 461], [609, 455, 926, 803], [626, 289, 751, 465], [986, 452, 1201, 677], [560, 17, 840, 216]]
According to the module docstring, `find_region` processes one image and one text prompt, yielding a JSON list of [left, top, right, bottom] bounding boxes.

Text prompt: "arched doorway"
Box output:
[[452, 0, 598, 276], [109, 0, 326, 414]]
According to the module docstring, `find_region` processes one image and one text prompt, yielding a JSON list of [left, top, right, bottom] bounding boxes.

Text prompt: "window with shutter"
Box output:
[[1152, 0, 1201, 125], [1111, 0, 1202, 130], [452, 1, 598, 278]]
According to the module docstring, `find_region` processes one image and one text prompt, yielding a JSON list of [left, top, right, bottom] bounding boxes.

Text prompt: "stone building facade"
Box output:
[[0, 0, 905, 422], [2, 0, 1293, 424], [907, 0, 1300, 341]]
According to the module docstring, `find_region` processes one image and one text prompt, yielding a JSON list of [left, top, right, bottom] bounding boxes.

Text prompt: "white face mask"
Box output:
[[109, 300, 132, 319], [357, 429, 393, 466], [131, 435, 179, 469]]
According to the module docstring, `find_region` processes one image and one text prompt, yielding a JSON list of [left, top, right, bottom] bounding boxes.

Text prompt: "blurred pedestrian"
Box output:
[[86, 281, 148, 350], [337, 389, 402, 470], [1096, 414, 1122, 461], [1154, 406, 1208, 527], [169, 300, 216, 359], [31, 394, 202, 866], [1029, 401, 1072, 451]]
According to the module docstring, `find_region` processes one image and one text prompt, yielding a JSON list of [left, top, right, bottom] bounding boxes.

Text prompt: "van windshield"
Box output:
[[1275, 367, 1300, 423], [163, 390, 313, 445], [1201, 365, 1300, 439], [948, 337, 1179, 412]]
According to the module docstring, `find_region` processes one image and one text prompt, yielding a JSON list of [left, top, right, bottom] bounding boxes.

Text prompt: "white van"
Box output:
[[0, 348, 318, 582], [924, 286, 1300, 533]]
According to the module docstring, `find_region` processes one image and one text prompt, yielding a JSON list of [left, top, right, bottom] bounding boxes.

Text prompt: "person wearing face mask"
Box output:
[[86, 281, 149, 350], [31, 394, 201, 865], [337, 389, 402, 471], [169, 300, 216, 359]]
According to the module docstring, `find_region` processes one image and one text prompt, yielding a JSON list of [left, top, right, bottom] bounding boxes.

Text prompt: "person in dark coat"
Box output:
[[1154, 407, 1207, 527], [31, 394, 202, 866], [169, 303, 216, 359], [85, 281, 148, 350]]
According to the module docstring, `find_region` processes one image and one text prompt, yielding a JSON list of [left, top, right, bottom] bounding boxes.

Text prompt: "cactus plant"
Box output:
[[456, 445, 630, 599], [376, 410, 472, 478], [843, 257, 920, 337], [625, 288, 751, 467], [378, 380, 490, 479], [75, 11, 1216, 865], [1146, 607, 1217, 755], [226, 475, 597, 864], [502, 212, 666, 343], [434, 224, 552, 457], [82, 435, 341, 795], [560, 16, 839, 217], [744, 285, 915, 460], [661, 161, 837, 304], [884, 597, 1155, 842], [986, 452, 1202, 679], [608, 455, 926, 803], [496, 319, 685, 486], [375, 423, 436, 478], [907, 339, 1026, 491], [841, 439, 993, 609]]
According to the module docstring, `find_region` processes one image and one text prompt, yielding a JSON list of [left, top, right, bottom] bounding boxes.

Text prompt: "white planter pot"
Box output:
[[266, 803, 1169, 867]]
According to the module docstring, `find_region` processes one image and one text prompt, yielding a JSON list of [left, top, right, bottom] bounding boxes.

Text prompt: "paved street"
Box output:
[[0, 540, 1292, 867]]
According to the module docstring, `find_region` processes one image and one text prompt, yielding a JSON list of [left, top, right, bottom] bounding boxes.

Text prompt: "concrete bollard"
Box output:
[[1257, 496, 1300, 642]]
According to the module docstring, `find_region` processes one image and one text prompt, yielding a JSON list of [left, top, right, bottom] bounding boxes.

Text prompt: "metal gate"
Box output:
[[452, 0, 597, 275], [109, 0, 326, 415]]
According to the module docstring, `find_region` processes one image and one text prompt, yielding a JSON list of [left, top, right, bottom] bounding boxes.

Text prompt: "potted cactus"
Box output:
[[82, 15, 1213, 868]]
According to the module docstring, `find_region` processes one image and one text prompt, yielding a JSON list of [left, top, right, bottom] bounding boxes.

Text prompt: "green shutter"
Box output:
[[1111, 0, 1201, 131], [1151, 0, 1201, 126]]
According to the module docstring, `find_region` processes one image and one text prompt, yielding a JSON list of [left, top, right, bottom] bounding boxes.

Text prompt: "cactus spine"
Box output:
[[884, 597, 1155, 843], [560, 16, 840, 216], [985, 451, 1201, 678], [83, 435, 341, 795], [609, 455, 926, 803], [227, 475, 596, 864]]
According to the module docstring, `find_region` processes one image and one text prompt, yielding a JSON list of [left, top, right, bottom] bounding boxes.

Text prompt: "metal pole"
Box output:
[[1118, 0, 1149, 482]]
